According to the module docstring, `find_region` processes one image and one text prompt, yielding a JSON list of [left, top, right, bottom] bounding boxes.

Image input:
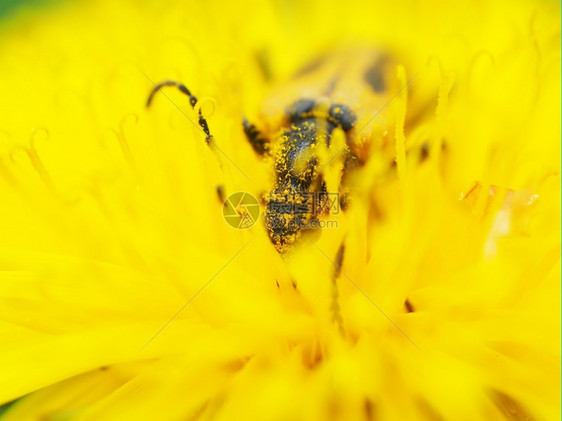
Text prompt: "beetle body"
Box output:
[[148, 47, 401, 255], [252, 47, 399, 254]]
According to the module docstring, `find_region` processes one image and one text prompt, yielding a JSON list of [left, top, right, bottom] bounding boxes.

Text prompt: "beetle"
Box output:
[[147, 47, 407, 256]]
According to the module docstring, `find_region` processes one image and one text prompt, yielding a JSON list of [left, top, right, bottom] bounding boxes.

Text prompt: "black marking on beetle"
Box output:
[[286, 100, 356, 146], [286, 99, 316, 121], [364, 57, 387, 93], [404, 299, 415, 313], [329, 103, 356, 132], [275, 120, 320, 188]]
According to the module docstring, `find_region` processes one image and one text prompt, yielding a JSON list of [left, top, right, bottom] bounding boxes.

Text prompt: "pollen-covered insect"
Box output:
[[147, 47, 411, 256]]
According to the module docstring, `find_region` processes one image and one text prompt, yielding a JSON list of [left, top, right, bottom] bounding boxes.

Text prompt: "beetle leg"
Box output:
[[242, 117, 270, 156], [331, 242, 345, 334]]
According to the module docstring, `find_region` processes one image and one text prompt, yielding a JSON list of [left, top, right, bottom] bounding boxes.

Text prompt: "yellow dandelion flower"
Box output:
[[0, 0, 559, 420]]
